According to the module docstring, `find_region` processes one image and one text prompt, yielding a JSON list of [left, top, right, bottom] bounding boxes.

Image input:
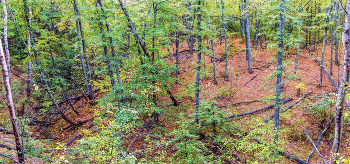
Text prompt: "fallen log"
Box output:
[[126, 114, 155, 153], [234, 91, 312, 141], [226, 98, 293, 119], [51, 124, 94, 157], [217, 99, 265, 108]]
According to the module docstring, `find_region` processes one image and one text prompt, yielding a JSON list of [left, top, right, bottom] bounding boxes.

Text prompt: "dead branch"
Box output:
[[217, 99, 273, 108], [0, 153, 19, 164], [126, 114, 155, 153], [226, 98, 293, 119], [233, 91, 312, 141], [306, 115, 335, 163], [0, 128, 13, 134], [51, 124, 94, 157], [303, 129, 328, 164]]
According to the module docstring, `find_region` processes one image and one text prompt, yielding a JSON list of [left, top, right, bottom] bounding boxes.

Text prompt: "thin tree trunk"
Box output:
[[320, 2, 332, 87], [274, 0, 286, 147], [195, 0, 202, 124], [2, 0, 10, 77], [330, 0, 350, 162], [245, 0, 253, 74], [152, 2, 157, 62], [27, 62, 31, 98], [295, 0, 302, 70], [0, 29, 24, 164], [96, 10, 115, 87], [207, 17, 217, 84], [221, 0, 229, 80], [175, 17, 180, 79], [335, 2, 341, 66], [23, 0, 78, 127], [118, 0, 150, 58], [96, 0, 125, 103], [73, 0, 95, 103]]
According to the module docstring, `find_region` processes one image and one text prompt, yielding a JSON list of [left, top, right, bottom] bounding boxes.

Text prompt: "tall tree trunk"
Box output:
[[320, 2, 332, 87], [23, 0, 78, 127], [245, 0, 253, 74], [95, 1, 115, 87], [221, 0, 229, 80], [295, 0, 302, 70], [175, 17, 180, 79], [330, 0, 350, 162], [335, 2, 341, 66], [2, 0, 10, 77], [0, 27, 25, 164], [306, 7, 309, 46], [195, 0, 202, 124], [274, 0, 286, 146], [96, 0, 125, 103], [73, 0, 95, 103], [207, 17, 217, 84], [152, 2, 157, 62], [118, 0, 150, 58], [27, 62, 31, 98]]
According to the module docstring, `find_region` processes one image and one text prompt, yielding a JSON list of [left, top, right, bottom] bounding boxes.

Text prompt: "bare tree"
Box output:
[[0, 36, 25, 163], [330, 0, 350, 162]]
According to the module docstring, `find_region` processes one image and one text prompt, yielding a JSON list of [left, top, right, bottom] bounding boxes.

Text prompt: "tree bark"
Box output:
[[207, 17, 217, 84], [118, 0, 150, 58], [274, 0, 286, 146], [2, 0, 10, 77], [221, 0, 229, 80], [23, 0, 78, 127], [73, 0, 95, 104], [195, 0, 202, 124], [295, 0, 302, 70], [0, 36, 25, 163], [245, 0, 253, 74], [330, 0, 350, 162]]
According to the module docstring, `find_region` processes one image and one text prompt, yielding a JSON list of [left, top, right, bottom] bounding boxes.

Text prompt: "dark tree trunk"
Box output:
[[274, 0, 286, 146], [221, 0, 229, 80], [245, 0, 253, 74], [195, 0, 202, 124], [207, 17, 217, 84]]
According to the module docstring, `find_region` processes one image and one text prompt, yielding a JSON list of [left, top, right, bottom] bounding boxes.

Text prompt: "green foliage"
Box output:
[[306, 93, 334, 122]]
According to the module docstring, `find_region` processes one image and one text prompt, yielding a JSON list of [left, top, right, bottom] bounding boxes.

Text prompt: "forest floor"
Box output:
[[1, 36, 350, 163], [161, 37, 349, 163]]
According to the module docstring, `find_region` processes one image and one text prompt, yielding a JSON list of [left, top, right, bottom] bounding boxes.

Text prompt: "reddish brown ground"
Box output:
[[1, 37, 349, 163]]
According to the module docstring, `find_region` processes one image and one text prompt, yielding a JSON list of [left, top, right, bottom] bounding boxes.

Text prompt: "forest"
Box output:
[[1, 0, 350, 163]]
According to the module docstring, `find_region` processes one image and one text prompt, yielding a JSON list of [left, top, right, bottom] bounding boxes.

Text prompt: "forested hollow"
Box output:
[[2, 0, 350, 163]]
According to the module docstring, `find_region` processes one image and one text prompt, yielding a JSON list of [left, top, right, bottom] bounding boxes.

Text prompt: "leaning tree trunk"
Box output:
[[73, 0, 95, 103], [221, 0, 229, 80], [118, 0, 150, 58], [96, 0, 125, 103], [23, 0, 78, 127], [274, 0, 286, 146], [0, 30, 25, 164], [330, 0, 350, 162], [245, 0, 253, 74]]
